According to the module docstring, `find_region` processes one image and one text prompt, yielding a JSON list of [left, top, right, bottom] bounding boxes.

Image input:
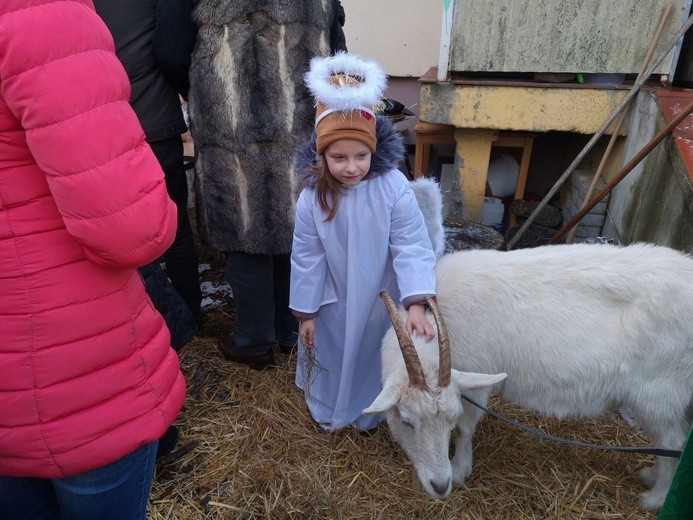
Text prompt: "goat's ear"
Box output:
[[363, 384, 401, 415], [451, 370, 507, 390]]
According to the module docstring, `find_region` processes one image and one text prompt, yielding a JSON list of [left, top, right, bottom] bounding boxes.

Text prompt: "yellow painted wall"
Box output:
[[420, 84, 629, 134]]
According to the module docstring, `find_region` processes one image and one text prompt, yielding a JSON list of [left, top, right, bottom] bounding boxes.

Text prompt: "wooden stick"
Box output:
[[506, 11, 693, 250], [548, 98, 693, 244], [565, 4, 673, 244]]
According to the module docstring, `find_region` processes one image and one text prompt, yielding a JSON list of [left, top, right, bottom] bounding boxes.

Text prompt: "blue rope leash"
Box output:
[[460, 393, 682, 458]]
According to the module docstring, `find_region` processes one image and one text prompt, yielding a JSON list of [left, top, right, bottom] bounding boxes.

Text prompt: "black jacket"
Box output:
[[139, 262, 197, 350], [153, 0, 198, 100], [330, 0, 347, 54], [93, 0, 188, 143]]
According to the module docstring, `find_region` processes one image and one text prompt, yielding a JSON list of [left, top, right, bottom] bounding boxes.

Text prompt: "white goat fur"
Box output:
[[364, 242, 693, 511]]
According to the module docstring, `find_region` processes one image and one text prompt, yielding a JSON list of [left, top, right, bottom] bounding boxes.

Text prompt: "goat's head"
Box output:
[[363, 291, 506, 499]]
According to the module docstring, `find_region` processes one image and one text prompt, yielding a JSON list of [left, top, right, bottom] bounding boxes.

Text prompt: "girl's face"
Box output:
[[324, 139, 372, 186]]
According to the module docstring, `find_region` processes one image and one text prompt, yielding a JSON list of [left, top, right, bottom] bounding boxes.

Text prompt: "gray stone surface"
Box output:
[[563, 201, 607, 227], [443, 218, 506, 252], [572, 224, 604, 239], [568, 170, 611, 204], [511, 200, 563, 228], [504, 223, 556, 249]]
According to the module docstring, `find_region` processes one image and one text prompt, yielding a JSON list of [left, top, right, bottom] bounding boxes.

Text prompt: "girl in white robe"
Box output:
[[290, 53, 437, 431]]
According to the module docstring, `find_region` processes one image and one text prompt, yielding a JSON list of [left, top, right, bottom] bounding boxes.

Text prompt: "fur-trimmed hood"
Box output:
[[295, 116, 405, 189]]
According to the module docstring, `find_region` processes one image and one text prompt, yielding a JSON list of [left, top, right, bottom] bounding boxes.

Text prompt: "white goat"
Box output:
[[363, 242, 693, 511]]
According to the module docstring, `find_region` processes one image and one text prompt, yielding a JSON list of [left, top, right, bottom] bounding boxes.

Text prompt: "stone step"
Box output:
[[563, 201, 607, 227], [510, 200, 563, 228], [569, 169, 611, 203]]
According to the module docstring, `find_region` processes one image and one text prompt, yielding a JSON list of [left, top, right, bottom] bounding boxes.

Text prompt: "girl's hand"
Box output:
[[299, 319, 316, 349], [406, 304, 434, 341]]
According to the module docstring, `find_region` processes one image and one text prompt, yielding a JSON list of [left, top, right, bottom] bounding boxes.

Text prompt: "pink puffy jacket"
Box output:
[[0, 0, 186, 478]]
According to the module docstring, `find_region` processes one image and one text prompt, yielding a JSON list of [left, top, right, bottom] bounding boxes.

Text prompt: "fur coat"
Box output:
[[189, 0, 337, 255]]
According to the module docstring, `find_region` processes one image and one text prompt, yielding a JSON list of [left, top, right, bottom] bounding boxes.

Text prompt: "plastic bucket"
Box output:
[[487, 154, 519, 198]]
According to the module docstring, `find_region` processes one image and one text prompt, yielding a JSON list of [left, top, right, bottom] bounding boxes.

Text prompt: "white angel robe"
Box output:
[[290, 170, 437, 431]]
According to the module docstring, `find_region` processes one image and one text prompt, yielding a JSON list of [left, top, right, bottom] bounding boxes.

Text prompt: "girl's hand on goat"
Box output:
[[406, 304, 435, 341], [299, 319, 316, 349]]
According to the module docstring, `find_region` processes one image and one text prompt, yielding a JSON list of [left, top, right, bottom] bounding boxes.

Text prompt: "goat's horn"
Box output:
[[426, 296, 451, 388], [379, 291, 427, 390]]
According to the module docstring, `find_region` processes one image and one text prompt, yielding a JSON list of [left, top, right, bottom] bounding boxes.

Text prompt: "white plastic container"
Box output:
[[481, 196, 505, 226], [487, 154, 519, 198]]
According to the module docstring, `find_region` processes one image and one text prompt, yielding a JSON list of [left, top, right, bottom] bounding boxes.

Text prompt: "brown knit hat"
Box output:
[[305, 53, 387, 155], [315, 77, 377, 154]]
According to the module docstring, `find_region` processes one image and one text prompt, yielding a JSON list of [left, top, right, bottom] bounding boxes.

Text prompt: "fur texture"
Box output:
[[294, 116, 405, 190], [366, 243, 693, 512], [189, 0, 335, 254], [305, 52, 387, 111], [410, 178, 445, 257]]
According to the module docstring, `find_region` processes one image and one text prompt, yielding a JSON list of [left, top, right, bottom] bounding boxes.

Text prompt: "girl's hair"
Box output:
[[313, 153, 344, 222]]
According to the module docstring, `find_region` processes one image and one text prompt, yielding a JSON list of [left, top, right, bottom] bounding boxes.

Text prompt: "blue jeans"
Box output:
[[0, 441, 158, 520]]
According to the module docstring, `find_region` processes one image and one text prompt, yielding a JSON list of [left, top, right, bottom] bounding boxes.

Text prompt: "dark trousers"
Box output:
[[225, 252, 297, 354], [149, 137, 202, 320]]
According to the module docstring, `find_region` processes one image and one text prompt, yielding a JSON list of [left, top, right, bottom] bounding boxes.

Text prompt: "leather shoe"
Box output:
[[218, 335, 276, 371]]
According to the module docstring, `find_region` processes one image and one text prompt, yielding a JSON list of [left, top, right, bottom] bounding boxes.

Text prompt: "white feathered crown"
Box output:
[[305, 52, 387, 153], [305, 52, 387, 111]]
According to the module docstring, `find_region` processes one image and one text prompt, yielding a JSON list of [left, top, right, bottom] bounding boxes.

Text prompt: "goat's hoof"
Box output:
[[637, 466, 656, 486], [639, 489, 665, 512]]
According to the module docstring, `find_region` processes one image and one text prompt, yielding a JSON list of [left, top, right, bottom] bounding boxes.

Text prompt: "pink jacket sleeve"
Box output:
[[0, 1, 176, 269]]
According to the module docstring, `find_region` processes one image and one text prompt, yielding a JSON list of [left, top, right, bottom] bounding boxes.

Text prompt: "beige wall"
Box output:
[[340, 0, 442, 77]]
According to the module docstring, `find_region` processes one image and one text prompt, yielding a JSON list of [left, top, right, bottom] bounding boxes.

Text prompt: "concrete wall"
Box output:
[[603, 91, 693, 252], [446, 0, 689, 74], [340, 0, 444, 146], [340, 0, 442, 77]]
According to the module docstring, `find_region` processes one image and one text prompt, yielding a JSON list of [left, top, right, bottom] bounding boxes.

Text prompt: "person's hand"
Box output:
[[299, 319, 316, 349], [406, 303, 434, 341]]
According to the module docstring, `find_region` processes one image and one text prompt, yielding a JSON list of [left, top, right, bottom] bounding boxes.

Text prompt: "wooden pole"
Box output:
[[565, 4, 673, 243], [506, 11, 693, 250], [548, 98, 693, 244]]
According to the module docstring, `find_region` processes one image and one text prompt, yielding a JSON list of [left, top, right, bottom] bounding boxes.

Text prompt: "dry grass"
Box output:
[[147, 234, 658, 519], [147, 306, 657, 519]]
